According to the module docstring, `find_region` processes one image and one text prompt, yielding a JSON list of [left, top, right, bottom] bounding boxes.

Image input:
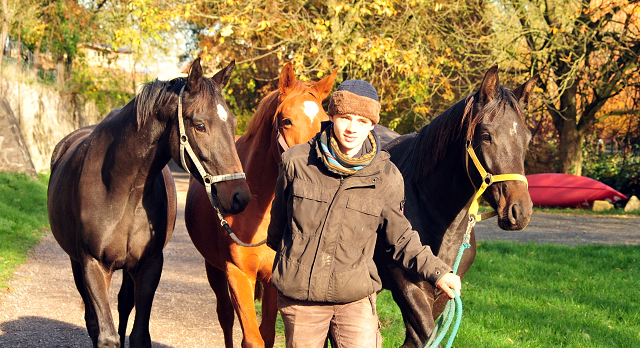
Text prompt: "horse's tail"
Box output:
[[254, 281, 264, 302]]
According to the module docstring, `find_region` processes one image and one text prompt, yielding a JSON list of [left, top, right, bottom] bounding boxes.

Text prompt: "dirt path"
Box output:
[[0, 166, 243, 347], [1, 165, 639, 348]]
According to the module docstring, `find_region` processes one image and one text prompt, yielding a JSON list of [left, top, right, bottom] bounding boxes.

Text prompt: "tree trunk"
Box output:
[[552, 82, 584, 175], [0, 0, 9, 80], [558, 120, 583, 175]]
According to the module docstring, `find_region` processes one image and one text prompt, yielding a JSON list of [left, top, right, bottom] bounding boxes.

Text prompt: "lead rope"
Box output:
[[177, 85, 265, 248], [423, 142, 528, 348]]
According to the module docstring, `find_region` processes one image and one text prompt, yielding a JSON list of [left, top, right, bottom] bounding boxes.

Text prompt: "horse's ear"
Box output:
[[212, 60, 235, 88], [478, 65, 499, 104], [187, 57, 204, 93], [512, 73, 539, 107], [279, 62, 296, 96], [310, 68, 338, 100]]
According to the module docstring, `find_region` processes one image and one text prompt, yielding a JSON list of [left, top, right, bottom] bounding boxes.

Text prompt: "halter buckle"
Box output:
[[483, 173, 493, 186]]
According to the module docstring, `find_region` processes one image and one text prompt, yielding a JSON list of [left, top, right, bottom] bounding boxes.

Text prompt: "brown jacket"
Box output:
[[267, 131, 452, 304]]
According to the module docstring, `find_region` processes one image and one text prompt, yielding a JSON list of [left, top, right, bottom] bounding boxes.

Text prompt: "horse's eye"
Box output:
[[195, 124, 206, 132], [482, 133, 491, 142], [283, 118, 292, 126]]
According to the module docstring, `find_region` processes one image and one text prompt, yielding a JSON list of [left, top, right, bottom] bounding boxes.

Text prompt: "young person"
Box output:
[[266, 79, 461, 348]]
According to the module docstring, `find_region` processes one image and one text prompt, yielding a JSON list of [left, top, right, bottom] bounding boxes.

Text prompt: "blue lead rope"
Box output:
[[423, 215, 474, 348]]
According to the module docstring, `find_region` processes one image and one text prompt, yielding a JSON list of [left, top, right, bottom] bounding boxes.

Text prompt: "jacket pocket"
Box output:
[[271, 254, 311, 301], [291, 181, 330, 236], [334, 262, 373, 303], [341, 195, 382, 247]]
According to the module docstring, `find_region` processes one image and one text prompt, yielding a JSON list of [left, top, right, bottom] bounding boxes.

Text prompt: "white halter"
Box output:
[[177, 85, 246, 208]]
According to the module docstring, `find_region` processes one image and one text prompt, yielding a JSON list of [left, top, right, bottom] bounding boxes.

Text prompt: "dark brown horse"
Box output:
[[375, 66, 538, 347], [185, 63, 337, 348], [47, 58, 251, 348]]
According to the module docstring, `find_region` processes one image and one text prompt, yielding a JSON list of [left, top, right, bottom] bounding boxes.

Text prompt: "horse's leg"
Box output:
[[226, 263, 263, 348], [258, 280, 277, 348], [206, 261, 235, 348], [71, 258, 100, 346], [117, 271, 135, 347], [388, 266, 436, 348], [80, 254, 119, 348], [128, 252, 163, 348]]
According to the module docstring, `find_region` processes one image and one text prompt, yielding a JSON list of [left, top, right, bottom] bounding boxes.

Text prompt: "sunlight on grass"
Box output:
[[0, 172, 50, 289], [378, 242, 640, 347]]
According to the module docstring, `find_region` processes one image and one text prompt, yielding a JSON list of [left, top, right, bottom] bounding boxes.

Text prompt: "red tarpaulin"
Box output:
[[527, 173, 627, 208]]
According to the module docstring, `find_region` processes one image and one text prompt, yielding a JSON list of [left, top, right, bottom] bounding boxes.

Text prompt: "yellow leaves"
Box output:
[[414, 106, 430, 115], [220, 25, 234, 37], [434, 3, 444, 11], [316, 71, 324, 78], [550, 27, 559, 34], [257, 20, 270, 31]]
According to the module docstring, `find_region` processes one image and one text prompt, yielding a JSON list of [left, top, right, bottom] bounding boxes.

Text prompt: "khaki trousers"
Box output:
[[277, 292, 383, 348]]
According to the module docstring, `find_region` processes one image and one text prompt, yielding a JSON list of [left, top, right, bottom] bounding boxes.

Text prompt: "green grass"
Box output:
[[378, 241, 640, 347], [478, 205, 640, 216], [0, 172, 50, 289], [532, 206, 640, 216]]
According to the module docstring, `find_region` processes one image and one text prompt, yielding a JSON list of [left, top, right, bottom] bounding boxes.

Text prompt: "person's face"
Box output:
[[329, 114, 375, 157]]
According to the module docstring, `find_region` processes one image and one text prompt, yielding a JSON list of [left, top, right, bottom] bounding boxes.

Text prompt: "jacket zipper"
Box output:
[[307, 175, 346, 301]]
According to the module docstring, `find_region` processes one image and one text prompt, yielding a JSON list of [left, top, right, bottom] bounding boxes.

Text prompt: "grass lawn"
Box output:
[[378, 241, 640, 347], [0, 172, 50, 289]]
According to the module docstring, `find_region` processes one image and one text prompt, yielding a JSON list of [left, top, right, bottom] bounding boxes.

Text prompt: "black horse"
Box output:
[[47, 58, 251, 348], [375, 66, 538, 347]]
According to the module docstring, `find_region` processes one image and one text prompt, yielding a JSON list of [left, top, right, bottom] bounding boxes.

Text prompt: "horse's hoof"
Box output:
[[97, 335, 120, 348]]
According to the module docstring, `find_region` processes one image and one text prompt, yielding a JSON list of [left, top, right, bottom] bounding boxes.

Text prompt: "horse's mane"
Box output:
[[133, 77, 220, 130], [243, 80, 316, 140], [398, 86, 524, 183], [243, 89, 281, 140]]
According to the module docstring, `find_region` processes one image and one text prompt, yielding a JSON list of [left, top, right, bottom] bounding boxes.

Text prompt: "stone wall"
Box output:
[[0, 96, 37, 176], [1, 79, 102, 173]]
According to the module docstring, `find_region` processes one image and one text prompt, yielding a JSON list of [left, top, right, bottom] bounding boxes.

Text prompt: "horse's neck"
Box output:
[[401, 143, 476, 255], [237, 127, 280, 206], [93, 110, 170, 194]]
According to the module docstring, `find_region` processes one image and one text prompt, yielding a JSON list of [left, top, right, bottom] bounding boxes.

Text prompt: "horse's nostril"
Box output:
[[232, 191, 250, 213], [509, 203, 519, 224]]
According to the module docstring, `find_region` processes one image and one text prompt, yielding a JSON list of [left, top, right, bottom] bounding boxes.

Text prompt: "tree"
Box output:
[[183, 0, 493, 133], [490, 0, 640, 175]]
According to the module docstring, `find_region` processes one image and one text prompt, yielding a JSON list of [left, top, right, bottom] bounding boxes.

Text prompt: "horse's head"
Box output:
[[468, 66, 538, 230], [272, 62, 337, 159], [169, 57, 251, 214]]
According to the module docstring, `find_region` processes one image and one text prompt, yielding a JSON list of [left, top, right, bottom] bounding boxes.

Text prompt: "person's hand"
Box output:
[[436, 273, 461, 299]]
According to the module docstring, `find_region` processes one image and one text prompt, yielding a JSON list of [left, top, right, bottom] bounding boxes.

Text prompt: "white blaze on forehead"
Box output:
[[217, 104, 228, 122], [510, 121, 518, 136], [303, 101, 319, 122]]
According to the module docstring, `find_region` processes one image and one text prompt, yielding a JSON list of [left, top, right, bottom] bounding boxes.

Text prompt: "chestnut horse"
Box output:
[[47, 58, 251, 348], [373, 66, 538, 347], [185, 63, 337, 347]]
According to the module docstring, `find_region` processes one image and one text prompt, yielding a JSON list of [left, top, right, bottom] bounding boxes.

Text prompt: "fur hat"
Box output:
[[327, 80, 380, 124]]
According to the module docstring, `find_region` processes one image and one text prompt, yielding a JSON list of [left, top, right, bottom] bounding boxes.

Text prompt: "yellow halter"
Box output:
[[465, 141, 528, 222]]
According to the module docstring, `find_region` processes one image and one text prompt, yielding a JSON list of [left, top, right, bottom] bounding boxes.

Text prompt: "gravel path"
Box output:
[[1, 164, 639, 347], [475, 211, 640, 245]]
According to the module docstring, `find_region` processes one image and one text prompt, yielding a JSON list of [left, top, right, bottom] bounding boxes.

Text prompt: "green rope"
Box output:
[[422, 217, 473, 348]]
